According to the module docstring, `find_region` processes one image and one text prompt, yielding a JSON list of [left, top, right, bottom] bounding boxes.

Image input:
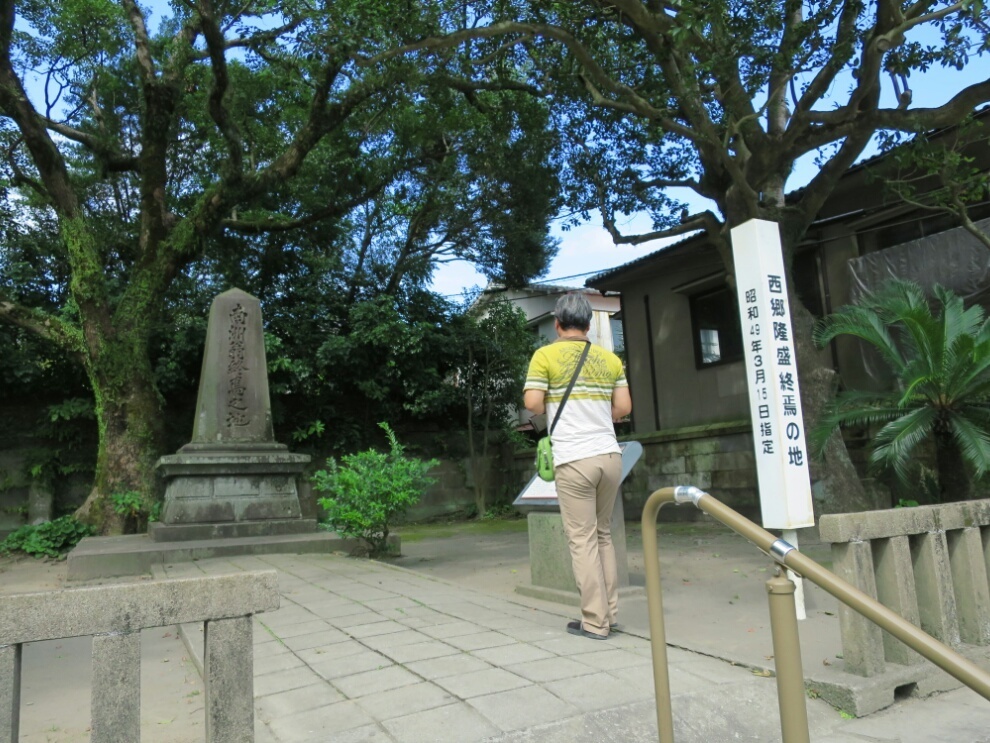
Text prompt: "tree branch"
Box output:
[[0, 299, 86, 359], [197, 0, 244, 175]]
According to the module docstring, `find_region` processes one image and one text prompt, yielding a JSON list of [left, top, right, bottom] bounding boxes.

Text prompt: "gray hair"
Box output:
[[554, 293, 593, 331]]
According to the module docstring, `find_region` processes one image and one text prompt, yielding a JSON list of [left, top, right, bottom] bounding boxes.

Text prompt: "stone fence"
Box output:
[[819, 499, 990, 678], [0, 571, 279, 742]]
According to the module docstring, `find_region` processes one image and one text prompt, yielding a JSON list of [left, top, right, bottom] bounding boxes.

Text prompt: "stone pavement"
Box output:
[[158, 553, 990, 743]]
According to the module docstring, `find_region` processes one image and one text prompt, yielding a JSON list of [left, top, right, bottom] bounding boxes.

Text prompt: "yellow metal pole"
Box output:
[[641, 487, 677, 743], [766, 571, 811, 743]]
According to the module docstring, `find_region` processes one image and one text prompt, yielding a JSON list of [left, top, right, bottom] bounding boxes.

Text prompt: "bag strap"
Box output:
[[549, 341, 591, 436]]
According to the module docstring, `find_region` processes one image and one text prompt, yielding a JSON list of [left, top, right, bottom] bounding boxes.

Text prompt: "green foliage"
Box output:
[[110, 490, 143, 518], [0, 516, 93, 559], [894, 499, 920, 508], [812, 281, 990, 500], [313, 422, 438, 557]]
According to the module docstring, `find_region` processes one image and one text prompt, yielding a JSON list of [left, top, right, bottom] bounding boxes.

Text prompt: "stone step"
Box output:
[[65, 530, 391, 582]]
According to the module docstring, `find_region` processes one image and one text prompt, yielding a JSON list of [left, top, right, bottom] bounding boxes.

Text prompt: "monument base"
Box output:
[[156, 451, 311, 526], [149, 519, 319, 543]]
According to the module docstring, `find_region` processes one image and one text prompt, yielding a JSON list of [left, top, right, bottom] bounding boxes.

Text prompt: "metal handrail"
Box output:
[[641, 486, 990, 743]]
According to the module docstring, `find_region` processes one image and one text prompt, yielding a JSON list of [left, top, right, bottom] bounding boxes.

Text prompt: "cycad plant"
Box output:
[[811, 280, 990, 501]]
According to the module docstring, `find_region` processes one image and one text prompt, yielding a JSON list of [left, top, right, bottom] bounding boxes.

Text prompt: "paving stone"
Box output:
[[360, 629, 433, 652], [468, 684, 579, 732], [337, 612, 396, 630], [572, 648, 652, 672], [505, 656, 598, 683], [294, 723, 396, 743], [405, 654, 494, 680], [346, 620, 410, 639], [497, 625, 560, 643], [254, 667, 325, 697], [261, 606, 319, 629], [255, 682, 343, 719], [546, 670, 653, 710], [305, 599, 368, 616], [381, 702, 500, 743], [267, 699, 375, 740], [342, 587, 399, 602], [361, 596, 421, 611], [254, 651, 305, 676], [296, 639, 369, 664], [532, 635, 615, 656], [378, 641, 460, 664], [268, 619, 334, 640], [418, 621, 486, 640], [334, 665, 422, 699], [433, 668, 531, 699], [445, 631, 516, 652], [254, 639, 294, 660], [281, 629, 349, 652], [471, 643, 553, 666], [357, 681, 458, 720], [309, 650, 393, 681]]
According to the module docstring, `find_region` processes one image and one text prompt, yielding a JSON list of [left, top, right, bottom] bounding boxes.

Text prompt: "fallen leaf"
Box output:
[[752, 669, 772, 677], [822, 658, 832, 666]]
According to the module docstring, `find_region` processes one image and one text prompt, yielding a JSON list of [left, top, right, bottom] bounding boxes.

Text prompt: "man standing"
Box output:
[[523, 292, 632, 640]]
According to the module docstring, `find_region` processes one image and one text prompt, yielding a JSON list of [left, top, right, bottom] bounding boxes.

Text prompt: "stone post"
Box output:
[[947, 527, 990, 645], [911, 531, 960, 646], [872, 536, 923, 665], [91, 632, 141, 743], [0, 644, 21, 743], [832, 541, 885, 676], [205, 615, 255, 743]]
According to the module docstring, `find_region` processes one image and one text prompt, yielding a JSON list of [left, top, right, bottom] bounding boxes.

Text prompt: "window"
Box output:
[[610, 314, 625, 354], [689, 286, 743, 368]]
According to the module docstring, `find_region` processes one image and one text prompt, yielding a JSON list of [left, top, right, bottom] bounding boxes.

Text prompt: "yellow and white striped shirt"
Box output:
[[524, 339, 627, 466]]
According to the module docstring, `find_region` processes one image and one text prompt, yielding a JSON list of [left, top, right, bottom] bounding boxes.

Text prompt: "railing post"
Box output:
[[831, 541, 885, 676], [947, 527, 990, 645], [766, 571, 810, 743], [912, 531, 960, 645], [0, 644, 21, 743], [642, 487, 677, 743], [872, 536, 923, 665], [91, 631, 142, 743], [205, 615, 255, 743]]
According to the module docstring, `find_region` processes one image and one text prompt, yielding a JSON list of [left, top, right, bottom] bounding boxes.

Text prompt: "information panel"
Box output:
[[731, 219, 814, 529], [513, 441, 643, 511]]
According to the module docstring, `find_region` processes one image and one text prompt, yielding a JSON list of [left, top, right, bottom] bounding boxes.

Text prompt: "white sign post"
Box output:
[[731, 219, 815, 618]]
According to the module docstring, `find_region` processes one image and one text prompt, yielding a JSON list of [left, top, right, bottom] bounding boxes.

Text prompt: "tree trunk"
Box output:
[[934, 428, 970, 502], [74, 332, 165, 535], [786, 265, 882, 516]]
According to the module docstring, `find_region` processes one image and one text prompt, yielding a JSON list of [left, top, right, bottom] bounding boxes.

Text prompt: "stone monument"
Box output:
[[151, 288, 315, 541]]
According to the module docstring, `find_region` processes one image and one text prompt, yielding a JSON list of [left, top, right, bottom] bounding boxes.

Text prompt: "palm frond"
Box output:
[[871, 407, 937, 484], [948, 411, 990, 478], [812, 308, 906, 375]]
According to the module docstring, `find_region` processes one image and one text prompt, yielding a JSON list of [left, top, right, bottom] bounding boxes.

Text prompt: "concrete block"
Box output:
[[659, 457, 686, 475], [27, 483, 52, 525], [527, 512, 577, 595], [832, 541, 885, 676], [148, 518, 318, 542], [0, 570, 279, 645], [91, 632, 140, 743], [947, 527, 990, 645], [205, 615, 255, 743], [911, 531, 960, 646], [871, 536, 922, 665], [0, 643, 21, 743], [984, 526, 990, 595]]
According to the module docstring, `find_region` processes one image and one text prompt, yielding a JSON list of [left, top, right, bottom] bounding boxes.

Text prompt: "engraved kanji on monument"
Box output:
[[153, 288, 314, 541], [183, 288, 280, 451]]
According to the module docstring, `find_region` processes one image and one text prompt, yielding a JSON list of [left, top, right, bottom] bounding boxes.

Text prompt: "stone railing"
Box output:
[[819, 499, 990, 677], [0, 571, 279, 742]]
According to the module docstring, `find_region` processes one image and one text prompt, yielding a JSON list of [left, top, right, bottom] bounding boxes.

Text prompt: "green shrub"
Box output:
[[313, 422, 438, 557], [0, 516, 93, 559]]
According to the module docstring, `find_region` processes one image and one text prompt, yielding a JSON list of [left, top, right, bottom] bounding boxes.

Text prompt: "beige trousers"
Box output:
[[555, 452, 623, 637]]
